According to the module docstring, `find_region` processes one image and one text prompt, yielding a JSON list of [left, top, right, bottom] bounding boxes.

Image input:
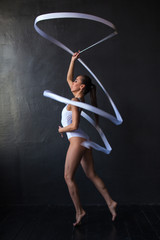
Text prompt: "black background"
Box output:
[[0, 0, 159, 205]]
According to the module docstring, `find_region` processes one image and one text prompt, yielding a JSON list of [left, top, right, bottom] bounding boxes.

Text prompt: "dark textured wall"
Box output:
[[0, 0, 159, 205]]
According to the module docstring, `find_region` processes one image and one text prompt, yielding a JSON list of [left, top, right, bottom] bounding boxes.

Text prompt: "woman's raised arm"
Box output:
[[67, 52, 80, 88]]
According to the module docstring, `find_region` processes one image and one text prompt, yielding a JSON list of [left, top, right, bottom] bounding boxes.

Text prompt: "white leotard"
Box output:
[[61, 105, 89, 140]]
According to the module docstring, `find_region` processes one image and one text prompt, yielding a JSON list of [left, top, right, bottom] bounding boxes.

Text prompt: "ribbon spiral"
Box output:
[[34, 12, 123, 154]]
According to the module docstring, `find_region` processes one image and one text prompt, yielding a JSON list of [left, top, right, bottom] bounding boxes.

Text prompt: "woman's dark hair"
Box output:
[[80, 75, 99, 125]]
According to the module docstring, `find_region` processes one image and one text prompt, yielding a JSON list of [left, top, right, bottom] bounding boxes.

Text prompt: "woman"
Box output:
[[58, 52, 117, 226]]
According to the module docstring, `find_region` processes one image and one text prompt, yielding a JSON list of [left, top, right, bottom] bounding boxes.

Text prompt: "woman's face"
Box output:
[[71, 76, 84, 93]]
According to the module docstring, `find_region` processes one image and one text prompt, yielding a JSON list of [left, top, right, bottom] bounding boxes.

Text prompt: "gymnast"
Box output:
[[58, 51, 117, 226]]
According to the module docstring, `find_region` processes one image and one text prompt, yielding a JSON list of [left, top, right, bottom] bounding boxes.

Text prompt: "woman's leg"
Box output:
[[80, 148, 117, 221], [64, 138, 86, 226]]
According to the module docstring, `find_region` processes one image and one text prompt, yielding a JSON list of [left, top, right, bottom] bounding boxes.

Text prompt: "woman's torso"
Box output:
[[61, 104, 89, 140]]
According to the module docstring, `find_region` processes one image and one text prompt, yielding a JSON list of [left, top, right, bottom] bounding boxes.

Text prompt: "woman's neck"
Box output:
[[73, 91, 84, 101]]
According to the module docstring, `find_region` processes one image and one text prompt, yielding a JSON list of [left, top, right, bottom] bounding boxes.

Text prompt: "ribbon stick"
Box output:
[[34, 12, 123, 154], [80, 32, 118, 54]]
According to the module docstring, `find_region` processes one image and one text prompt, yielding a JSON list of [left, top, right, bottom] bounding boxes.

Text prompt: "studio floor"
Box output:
[[0, 204, 160, 240]]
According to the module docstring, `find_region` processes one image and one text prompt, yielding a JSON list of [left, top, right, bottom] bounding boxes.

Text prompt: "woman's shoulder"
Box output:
[[66, 98, 80, 111]]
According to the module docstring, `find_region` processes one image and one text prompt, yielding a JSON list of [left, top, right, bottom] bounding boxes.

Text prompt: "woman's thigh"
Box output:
[[64, 138, 86, 178], [80, 148, 96, 178]]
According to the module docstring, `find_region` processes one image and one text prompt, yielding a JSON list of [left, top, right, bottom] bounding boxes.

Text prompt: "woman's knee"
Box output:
[[64, 172, 73, 185]]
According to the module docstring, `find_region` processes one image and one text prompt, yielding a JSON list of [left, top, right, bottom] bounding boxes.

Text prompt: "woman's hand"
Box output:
[[72, 51, 80, 62], [58, 126, 63, 138]]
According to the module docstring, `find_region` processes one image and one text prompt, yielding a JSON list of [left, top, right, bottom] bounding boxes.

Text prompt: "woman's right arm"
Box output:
[[67, 52, 80, 88]]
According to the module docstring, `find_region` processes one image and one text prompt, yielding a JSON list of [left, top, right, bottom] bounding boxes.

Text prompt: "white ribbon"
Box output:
[[34, 12, 123, 154]]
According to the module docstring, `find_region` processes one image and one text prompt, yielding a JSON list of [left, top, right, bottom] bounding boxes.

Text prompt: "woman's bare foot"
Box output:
[[73, 209, 86, 227], [108, 201, 117, 221]]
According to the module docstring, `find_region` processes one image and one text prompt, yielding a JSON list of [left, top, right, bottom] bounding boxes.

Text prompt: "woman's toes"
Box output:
[[73, 211, 86, 227]]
